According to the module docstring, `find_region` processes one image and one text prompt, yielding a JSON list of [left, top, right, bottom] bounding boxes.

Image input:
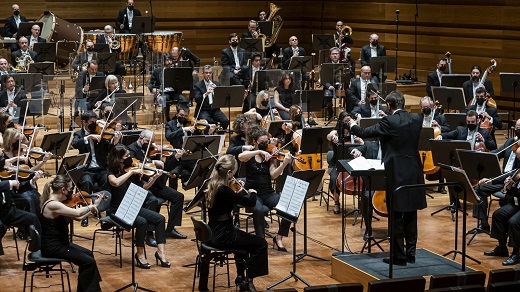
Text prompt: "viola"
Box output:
[[184, 116, 211, 131], [14, 123, 50, 135], [25, 147, 59, 160], [124, 157, 177, 178], [147, 144, 192, 158]]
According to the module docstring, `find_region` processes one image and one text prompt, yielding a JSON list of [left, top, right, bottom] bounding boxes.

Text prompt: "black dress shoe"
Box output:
[[407, 255, 416, 263], [383, 258, 407, 266], [16, 230, 26, 240], [437, 187, 447, 194], [74, 111, 79, 117], [81, 218, 89, 227], [503, 253, 520, 266], [146, 235, 158, 247], [165, 229, 187, 239], [479, 224, 491, 233], [484, 246, 509, 257], [264, 220, 269, 229]]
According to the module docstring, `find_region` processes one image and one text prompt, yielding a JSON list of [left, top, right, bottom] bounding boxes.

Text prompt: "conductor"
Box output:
[[348, 91, 427, 266]]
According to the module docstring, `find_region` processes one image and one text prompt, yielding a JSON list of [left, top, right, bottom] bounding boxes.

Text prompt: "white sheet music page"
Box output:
[[114, 183, 148, 226], [275, 176, 309, 218], [349, 156, 384, 170]]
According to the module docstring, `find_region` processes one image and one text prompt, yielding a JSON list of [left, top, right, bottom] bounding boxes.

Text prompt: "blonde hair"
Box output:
[[255, 90, 269, 108], [2, 127, 20, 153], [40, 174, 71, 209], [205, 155, 237, 208], [105, 74, 118, 89]]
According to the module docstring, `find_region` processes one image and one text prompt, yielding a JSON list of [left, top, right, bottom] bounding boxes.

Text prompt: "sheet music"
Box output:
[[348, 156, 385, 171], [114, 183, 148, 226], [275, 176, 309, 218]]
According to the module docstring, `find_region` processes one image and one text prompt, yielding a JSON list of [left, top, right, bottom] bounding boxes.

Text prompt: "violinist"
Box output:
[[0, 112, 14, 147], [227, 114, 256, 159], [128, 129, 187, 240], [462, 65, 495, 104], [436, 110, 496, 151], [194, 65, 229, 130], [97, 103, 123, 131], [465, 87, 501, 141], [107, 144, 170, 269], [199, 154, 267, 292], [352, 89, 388, 119], [484, 158, 520, 266], [72, 110, 122, 194], [238, 125, 292, 251], [91, 74, 126, 110], [39, 175, 102, 291], [244, 90, 280, 122], [273, 73, 295, 121]]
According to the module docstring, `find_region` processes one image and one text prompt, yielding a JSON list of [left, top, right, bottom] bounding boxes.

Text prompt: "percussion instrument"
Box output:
[[37, 11, 84, 68], [83, 31, 103, 45], [142, 31, 183, 53], [115, 33, 138, 62]]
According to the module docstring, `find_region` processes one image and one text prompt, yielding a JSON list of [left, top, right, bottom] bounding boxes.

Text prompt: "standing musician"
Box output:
[[106, 144, 170, 268], [96, 25, 126, 77], [72, 40, 96, 73], [127, 129, 187, 239], [0, 74, 26, 121], [116, 0, 142, 33], [462, 65, 495, 104], [198, 155, 268, 292], [238, 126, 292, 251], [282, 36, 306, 70], [273, 73, 295, 120], [4, 4, 26, 52], [72, 110, 122, 195], [346, 65, 379, 112], [426, 58, 448, 98], [221, 33, 246, 85], [352, 89, 388, 119], [39, 175, 102, 291], [194, 65, 230, 130], [238, 54, 264, 113], [465, 87, 501, 141], [75, 61, 105, 114], [360, 34, 386, 81], [334, 21, 354, 47], [91, 74, 126, 110], [348, 91, 426, 266], [10, 37, 36, 68], [27, 24, 45, 48], [170, 46, 201, 75]]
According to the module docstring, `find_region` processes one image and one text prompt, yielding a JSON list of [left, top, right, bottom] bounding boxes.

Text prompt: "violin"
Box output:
[[147, 144, 192, 158], [0, 165, 51, 180], [63, 191, 109, 208], [24, 147, 59, 160], [184, 116, 212, 131], [266, 144, 306, 164], [123, 157, 177, 178], [14, 123, 50, 135]]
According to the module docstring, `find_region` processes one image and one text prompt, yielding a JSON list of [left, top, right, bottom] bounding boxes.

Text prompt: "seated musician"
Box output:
[[352, 89, 388, 119], [116, 0, 142, 33], [465, 87, 501, 141], [170, 47, 201, 75], [96, 25, 126, 76], [241, 20, 259, 39], [28, 24, 46, 48], [199, 154, 268, 292], [91, 74, 126, 110], [10, 37, 36, 68], [463, 65, 495, 104], [484, 160, 520, 266], [107, 144, 170, 268], [282, 36, 306, 70], [238, 54, 263, 113], [74, 61, 105, 114], [72, 40, 96, 73], [244, 90, 280, 123], [227, 114, 256, 159], [193, 65, 230, 130], [220, 33, 246, 85], [346, 65, 379, 112], [148, 53, 188, 122], [238, 125, 292, 251], [0, 58, 14, 84], [0, 75, 26, 123], [98, 103, 123, 131], [322, 47, 343, 120], [0, 112, 14, 137], [128, 129, 187, 239], [273, 73, 295, 121]]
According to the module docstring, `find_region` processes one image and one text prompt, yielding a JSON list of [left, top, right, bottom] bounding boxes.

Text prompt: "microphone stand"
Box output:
[[413, 1, 418, 82], [394, 10, 400, 81]]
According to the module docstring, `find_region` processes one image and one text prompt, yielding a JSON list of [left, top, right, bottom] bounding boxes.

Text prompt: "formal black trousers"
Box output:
[[474, 184, 503, 223], [252, 191, 291, 237], [80, 168, 108, 194], [491, 203, 520, 248], [11, 189, 40, 215], [391, 210, 418, 260], [150, 184, 184, 231]]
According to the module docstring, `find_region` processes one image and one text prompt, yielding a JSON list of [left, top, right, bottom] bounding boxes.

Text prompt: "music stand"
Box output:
[[370, 56, 396, 80], [255, 69, 301, 91], [257, 21, 273, 37], [500, 73, 520, 120], [183, 157, 217, 191], [381, 83, 397, 99], [444, 113, 466, 130], [240, 38, 264, 54], [28, 62, 55, 75], [163, 67, 193, 94], [58, 154, 89, 175], [41, 131, 74, 171], [32, 42, 56, 63], [131, 16, 156, 34], [93, 44, 110, 53], [213, 85, 245, 136], [18, 98, 51, 124], [359, 118, 382, 141], [267, 120, 291, 138], [432, 87, 466, 112], [294, 90, 324, 115], [320, 63, 351, 87], [312, 34, 335, 52], [96, 52, 117, 73], [183, 179, 210, 221], [113, 94, 143, 126], [289, 56, 312, 73], [17, 22, 44, 38], [299, 127, 334, 169], [181, 135, 222, 161], [12, 73, 41, 93], [441, 74, 470, 88]]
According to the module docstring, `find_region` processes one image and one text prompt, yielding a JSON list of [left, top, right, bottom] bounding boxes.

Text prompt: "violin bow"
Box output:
[[15, 99, 31, 182], [107, 98, 137, 125], [64, 167, 90, 207]]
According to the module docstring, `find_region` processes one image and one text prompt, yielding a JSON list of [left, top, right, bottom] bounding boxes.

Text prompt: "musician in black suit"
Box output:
[[170, 47, 200, 75], [352, 90, 389, 119], [360, 34, 386, 66], [0, 58, 14, 91], [334, 21, 354, 47], [75, 61, 105, 113], [127, 129, 187, 239], [0, 74, 26, 123], [72, 40, 96, 72], [27, 24, 46, 48], [241, 20, 259, 39], [349, 91, 427, 266], [463, 65, 495, 104], [4, 4, 26, 51], [221, 33, 246, 85], [465, 87, 502, 140], [419, 96, 450, 132], [238, 54, 263, 112], [96, 25, 126, 76], [72, 111, 122, 194], [193, 65, 229, 130], [346, 65, 379, 112], [426, 58, 448, 98], [437, 110, 497, 150], [282, 36, 306, 70], [116, 0, 142, 33], [10, 37, 36, 67]]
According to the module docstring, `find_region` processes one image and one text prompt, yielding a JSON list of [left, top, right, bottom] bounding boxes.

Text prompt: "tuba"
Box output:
[[340, 24, 353, 38], [258, 3, 283, 48]]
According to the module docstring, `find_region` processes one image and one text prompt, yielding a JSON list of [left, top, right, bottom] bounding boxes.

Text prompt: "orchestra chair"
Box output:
[[487, 191, 506, 217], [22, 225, 71, 292], [191, 216, 247, 292], [428, 271, 486, 290], [1, 226, 20, 260], [488, 268, 520, 285], [368, 276, 426, 292], [487, 281, 520, 292], [304, 283, 364, 292]]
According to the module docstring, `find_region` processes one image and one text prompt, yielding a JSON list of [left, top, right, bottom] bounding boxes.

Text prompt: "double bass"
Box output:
[[469, 59, 497, 108]]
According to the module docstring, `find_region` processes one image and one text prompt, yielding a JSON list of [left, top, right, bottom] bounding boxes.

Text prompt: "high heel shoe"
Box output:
[[155, 251, 171, 268], [334, 201, 340, 214], [238, 278, 257, 291], [273, 237, 287, 252], [134, 253, 151, 269]]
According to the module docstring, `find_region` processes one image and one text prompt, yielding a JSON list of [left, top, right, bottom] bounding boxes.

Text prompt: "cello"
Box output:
[[419, 102, 441, 175]]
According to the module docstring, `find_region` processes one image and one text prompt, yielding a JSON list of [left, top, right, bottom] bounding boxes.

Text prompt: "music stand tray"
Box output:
[[430, 140, 471, 168], [289, 56, 312, 73], [93, 44, 110, 53], [212, 85, 245, 108], [456, 149, 501, 182], [319, 63, 351, 87], [432, 87, 466, 112], [500, 73, 520, 96], [113, 94, 143, 123], [17, 22, 44, 38], [418, 127, 434, 151], [312, 34, 335, 52], [182, 135, 223, 161], [18, 98, 51, 117], [359, 118, 382, 141], [294, 90, 324, 113], [184, 179, 210, 213], [40, 132, 74, 158], [444, 113, 467, 130], [96, 52, 117, 73], [183, 158, 217, 191], [131, 16, 156, 34], [12, 73, 42, 93], [240, 38, 264, 54], [370, 56, 396, 74], [58, 153, 90, 175], [299, 127, 334, 154], [163, 67, 194, 92], [89, 76, 106, 91], [33, 42, 56, 63], [257, 21, 273, 37], [267, 120, 291, 138], [28, 62, 55, 75], [441, 74, 470, 88]]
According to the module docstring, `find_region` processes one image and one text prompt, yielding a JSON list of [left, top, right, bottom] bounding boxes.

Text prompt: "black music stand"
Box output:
[[113, 94, 143, 128], [294, 90, 324, 115], [213, 85, 245, 136], [93, 44, 110, 53], [96, 52, 117, 73], [299, 127, 333, 169], [371, 56, 396, 83], [293, 169, 327, 263], [444, 113, 466, 130], [457, 149, 501, 244], [41, 131, 73, 171], [432, 87, 466, 112], [240, 38, 264, 54], [255, 69, 299, 91], [257, 21, 273, 37], [28, 62, 55, 75], [17, 22, 44, 38], [183, 156, 217, 191], [181, 135, 222, 161], [33, 42, 56, 63], [12, 73, 41, 93], [359, 118, 382, 141], [89, 76, 106, 91], [120, 130, 142, 146], [57, 154, 89, 175], [320, 63, 351, 91], [18, 98, 51, 124], [312, 34, 335, 52], [267, 120, 291, 139], [289, 56, 312, 90], [183, 179, 210, 221], [163, 67, 193, 104], [441, 74, 470, 88], [500, 73, 520, 121], [132, 16, 156, 34]]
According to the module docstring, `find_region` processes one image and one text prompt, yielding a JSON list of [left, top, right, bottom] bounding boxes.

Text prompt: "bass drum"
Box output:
[[142, 31, 183, 53], [37, 11, 83, 68]]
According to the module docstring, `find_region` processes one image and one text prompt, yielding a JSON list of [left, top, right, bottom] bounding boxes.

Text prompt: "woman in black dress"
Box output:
[[40, 175, 102, 292], [199, 154, 268, 291], [107, 144, 170, 269], [244, 90, 280, 124], [273, 73, 294, 120]]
